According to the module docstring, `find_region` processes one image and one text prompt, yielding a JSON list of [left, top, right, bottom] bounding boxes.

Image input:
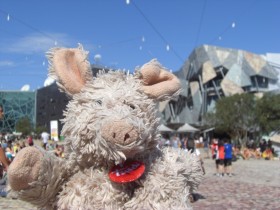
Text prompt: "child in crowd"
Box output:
[[224, 138, 233, 176], [217, 139, 225, 177], [211, 138, 219, 175]]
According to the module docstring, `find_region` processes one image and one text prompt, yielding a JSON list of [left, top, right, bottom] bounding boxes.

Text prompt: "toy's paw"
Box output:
[[8, 147, 43, 191]]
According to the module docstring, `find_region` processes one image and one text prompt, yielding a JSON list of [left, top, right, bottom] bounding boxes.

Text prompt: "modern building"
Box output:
[[264, 53, 280, 90], [0, 91, 36, 133], [160, 45, 279, 128], [0, 65, 109, 134], [1, 45, 279, 135], [36, 83, 69, 134], [36, 65, 110, 134]]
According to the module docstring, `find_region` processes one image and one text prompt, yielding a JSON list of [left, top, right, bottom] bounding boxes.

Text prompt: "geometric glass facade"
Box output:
[[0, 91, 36, 133], [0, 65, 107, 135]]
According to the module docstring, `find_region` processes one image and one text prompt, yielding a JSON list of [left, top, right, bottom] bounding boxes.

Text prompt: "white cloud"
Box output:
[[94, 54, 102, 63], [0, 60, 15, 67], [44, 77, 55, 87], [20, 84, 30, 91], [0, 32, 73, 54]]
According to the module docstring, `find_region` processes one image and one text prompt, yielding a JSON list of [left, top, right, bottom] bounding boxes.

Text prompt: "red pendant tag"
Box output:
[[109, 160, 145, 183]]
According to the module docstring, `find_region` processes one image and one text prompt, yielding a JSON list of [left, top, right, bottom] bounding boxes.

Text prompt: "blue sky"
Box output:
[[0, 0, 279, 90]]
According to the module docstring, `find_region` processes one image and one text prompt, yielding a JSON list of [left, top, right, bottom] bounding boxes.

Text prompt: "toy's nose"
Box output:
[[101, 120, 139, 145]]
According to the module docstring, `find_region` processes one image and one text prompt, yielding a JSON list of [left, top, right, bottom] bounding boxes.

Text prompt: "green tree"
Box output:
[[34, 125, 47, 138], [15, 117, 33, 136], [205, 93, 257, 146], [256, 93, 280, 135]]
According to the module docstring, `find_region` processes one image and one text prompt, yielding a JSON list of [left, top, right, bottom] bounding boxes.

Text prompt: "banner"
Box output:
[[50, 120, 59, 141]]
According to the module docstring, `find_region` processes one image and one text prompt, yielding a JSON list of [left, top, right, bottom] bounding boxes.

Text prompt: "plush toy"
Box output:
[[7, 45, 203, 210]]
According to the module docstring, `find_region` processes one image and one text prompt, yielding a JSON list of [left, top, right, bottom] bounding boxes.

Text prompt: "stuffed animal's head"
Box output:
[[47, 44, 181, 167]]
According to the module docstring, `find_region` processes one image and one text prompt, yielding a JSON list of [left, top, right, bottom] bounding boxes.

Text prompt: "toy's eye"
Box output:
[[96, 100, 102, 106]]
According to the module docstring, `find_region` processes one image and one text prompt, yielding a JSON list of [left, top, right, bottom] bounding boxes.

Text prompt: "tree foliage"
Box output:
[[256, 93, 280, 134], [205, 92, 280, 146], [34, 125, 47, 136], [15, 117, 33, 136], [205, 93, 257, 146]]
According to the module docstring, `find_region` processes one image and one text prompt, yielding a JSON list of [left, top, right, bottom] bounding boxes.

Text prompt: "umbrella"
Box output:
[[269, 135, 280, 144], [177, 123, 199, 132], [202, 127, 215, 133], [158, 124, 174, 132]]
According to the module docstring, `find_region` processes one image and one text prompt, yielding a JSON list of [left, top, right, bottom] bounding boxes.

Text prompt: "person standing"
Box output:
[[163, 134, 171, 147], [224, 138, 233, 176], [217, 139, 225, 177], [186, 137, 195, 153], [259, 139, 267, 153], [171, 134, 180, 149], [27, 135, 34, 146], [182, 135, 188, 150], [211, 138, 219, 175], [41, 132, 49, 150]]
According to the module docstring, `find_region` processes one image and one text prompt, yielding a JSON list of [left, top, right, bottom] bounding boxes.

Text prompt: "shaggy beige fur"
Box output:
[[7, 45, 203, 210]]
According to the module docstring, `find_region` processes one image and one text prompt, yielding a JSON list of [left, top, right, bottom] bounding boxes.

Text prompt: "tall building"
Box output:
[[36, 83, 69, 134], [161, 45, 279, 128]]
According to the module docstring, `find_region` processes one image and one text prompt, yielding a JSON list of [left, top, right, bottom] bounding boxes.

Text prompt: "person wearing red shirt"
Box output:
[[217, 139, 225, 177], [210, 138, 219, 175]]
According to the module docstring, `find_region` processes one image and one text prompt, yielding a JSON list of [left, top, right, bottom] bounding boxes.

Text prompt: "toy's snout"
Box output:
[[101, 120, 139, 146]]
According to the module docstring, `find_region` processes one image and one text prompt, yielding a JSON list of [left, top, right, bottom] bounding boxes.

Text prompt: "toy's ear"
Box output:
[[47, 44, 93, 96], [138, 59, 181, 101]]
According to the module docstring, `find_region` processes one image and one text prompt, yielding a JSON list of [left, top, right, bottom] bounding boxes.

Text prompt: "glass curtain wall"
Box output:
[[0, 91, 36, 133]]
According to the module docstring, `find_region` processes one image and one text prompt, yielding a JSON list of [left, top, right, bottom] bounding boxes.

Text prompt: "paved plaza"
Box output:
[[0, 156, 279, 209], [192, 158, 280, 210]]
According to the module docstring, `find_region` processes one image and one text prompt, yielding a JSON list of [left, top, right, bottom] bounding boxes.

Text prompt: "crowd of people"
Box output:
[[159, 133, 279, 179], [0, 132, 64, 186], [241, 139, 276, 160], [209, 137, 279, 177], [158, 133, 205, 152], [159, 133, 206, 175], [1, 130, 278, 190]]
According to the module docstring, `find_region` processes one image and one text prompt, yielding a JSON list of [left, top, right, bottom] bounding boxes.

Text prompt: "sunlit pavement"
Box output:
[[192, 157, 280, 210]]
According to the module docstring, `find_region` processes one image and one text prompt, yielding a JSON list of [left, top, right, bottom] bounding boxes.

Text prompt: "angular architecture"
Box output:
[[0, 47, 278, 134], [161, 45, 279, 127]]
